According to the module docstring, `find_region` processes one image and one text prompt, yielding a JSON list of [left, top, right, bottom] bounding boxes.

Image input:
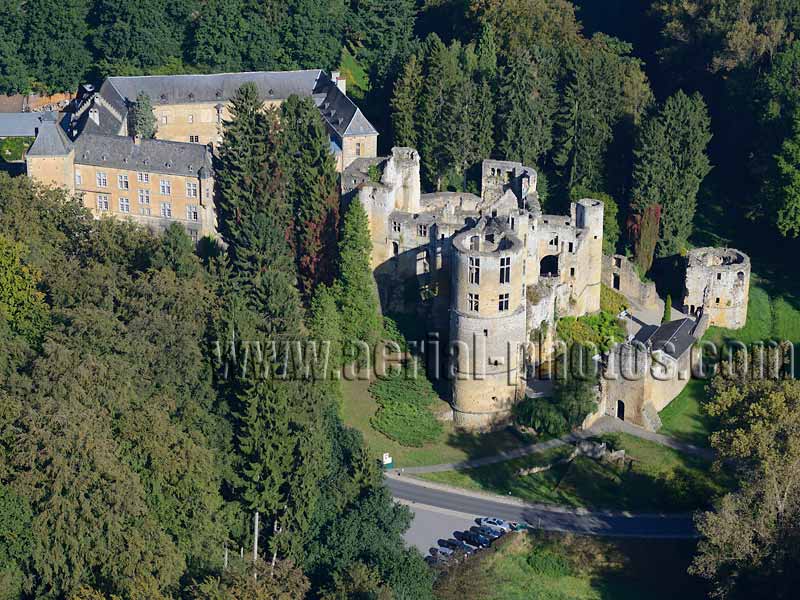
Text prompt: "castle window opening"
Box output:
[[486, 233, 495, 243], [189, 135, 200, 143], [500, 256, 511, 283], [468, 293, 479, 312], [715, 297, 720, 304], [484, 329, 488, 337], [470, 235, 480, 250], [570, 267, 575, 278], [717, 273, 722, 280], [469, 257, 480, 284], [510, 217, 515, 229], [392, 220, 400, 233], [540, 255, 558, 277], [616, 400, 625, 421], [738, 271, 744, 281], [614, 257, 622, 268], [612, 273, 620, 290], [392, 241, 399, 256], [568, 242, 574, 253], [417, 224, 427, 237], [356, 142, 362, 157], [498, 293, 509, 311], [97, 194, 109, 211]]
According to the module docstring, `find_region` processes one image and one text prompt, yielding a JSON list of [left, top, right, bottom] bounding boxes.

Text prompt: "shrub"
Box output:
[[557, 311, 625, 353], [526, 547, 573, 578], [663, 294, 672, 323], [600, 284, 628, 315]]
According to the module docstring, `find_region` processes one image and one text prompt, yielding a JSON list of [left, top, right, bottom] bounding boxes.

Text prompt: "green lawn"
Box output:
[[658, 379, 713, 447], [340, 373, 534, 468], [0, 137, 34, 162], [418, 432, 726, 512], [434, 530, 707, 600]]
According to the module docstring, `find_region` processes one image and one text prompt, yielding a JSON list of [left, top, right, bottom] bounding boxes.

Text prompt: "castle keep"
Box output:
[[344, 148, 604, 429]]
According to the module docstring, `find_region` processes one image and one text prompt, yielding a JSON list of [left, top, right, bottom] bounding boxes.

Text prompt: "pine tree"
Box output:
[[390, 53, 423, 148], [631, 90, 711, 255], [476, 23, 498, 81], [0, 1, 30, 94], [351, 0, 416, 88], [336, 201, 381, 361], [130, 92, 157, 139], [309, 284, 343, 373], [280, 95, 340, 303], [498, 46, 556, 167], [628, 203, 661, 274], [191, 0, 247, 71]]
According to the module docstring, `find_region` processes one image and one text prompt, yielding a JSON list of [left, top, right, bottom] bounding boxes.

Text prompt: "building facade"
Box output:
[[683, 247, 750, 329]]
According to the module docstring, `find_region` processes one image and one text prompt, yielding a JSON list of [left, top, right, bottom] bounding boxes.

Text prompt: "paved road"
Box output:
[[388, 475, 697, 539]]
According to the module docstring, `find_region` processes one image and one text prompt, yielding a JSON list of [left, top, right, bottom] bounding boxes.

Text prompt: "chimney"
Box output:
[[331, 71, 346, 95], [89, 107, 99, 126]]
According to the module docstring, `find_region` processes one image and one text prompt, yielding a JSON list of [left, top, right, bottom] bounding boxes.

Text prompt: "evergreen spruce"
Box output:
[[391, 54, 423, 148], [774, 112, 800, 238], [336, 201, 381, 361], [281, 95, 340, 303], [130, 92, 157, 139]]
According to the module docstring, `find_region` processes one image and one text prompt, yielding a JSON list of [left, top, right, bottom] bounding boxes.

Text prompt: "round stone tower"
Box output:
[[449, 217, 527, 430], [684, 247, 750, 329]]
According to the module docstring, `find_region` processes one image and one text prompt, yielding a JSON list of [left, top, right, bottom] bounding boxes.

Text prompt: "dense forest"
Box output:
[[3, 0, 800, 598]]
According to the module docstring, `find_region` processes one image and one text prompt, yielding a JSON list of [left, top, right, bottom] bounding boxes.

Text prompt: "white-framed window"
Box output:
[[417, 224, 427, 237], [96, 172, 108, 188], [189, 135, 199, 143], [138, 189, 150, 204], [117, 174, 129, 190], [500, 256, 511, 284], [187, 205, 199, 222], [119, 197, 130, 213], [355, 142, 362, 157], [186, 182, 198, 198], [160, 201, 172, 218], [189, 229, 199, 243], [75, 171, 82, 186], [96, 194, 109, 211], [159, 179, 171, 195], [160, 114, 168, 125], [392, 221, 401, 233], [469, 257, 480, 285], [140, 206, 151, 216], [137, 172, 150, 183], [468, 293, 479, 312], [188, 114, 194, 124], [498, 293, 509, 311]]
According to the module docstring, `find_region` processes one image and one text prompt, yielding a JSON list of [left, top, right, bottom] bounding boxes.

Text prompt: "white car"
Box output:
[[479, 517, 512, 532]]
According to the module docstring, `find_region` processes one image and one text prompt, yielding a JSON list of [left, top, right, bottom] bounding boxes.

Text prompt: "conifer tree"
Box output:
[[631, 90, 711, 256], [336, 201, 381, 360], [130, 92, 157, 139], [309, 284, 343, 373], [391, 53, 423, 148], [281, 95, 340, 303], [774, 112, 800, 238], [498, 46, 557, 167]]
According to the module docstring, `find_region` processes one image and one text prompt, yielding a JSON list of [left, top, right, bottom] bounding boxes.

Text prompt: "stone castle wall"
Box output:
[[684, 247, 750, 329]]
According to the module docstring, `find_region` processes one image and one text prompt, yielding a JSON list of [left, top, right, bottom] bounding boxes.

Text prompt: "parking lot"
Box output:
[[399, 500, 479, 554]]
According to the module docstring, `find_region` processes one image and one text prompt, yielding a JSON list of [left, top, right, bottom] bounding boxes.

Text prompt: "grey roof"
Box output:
[[26, 121, 73, 156], [0, 112, 58, 138], [76, 70, 378, 140], [641, 318, 697, 360], [73, 134, 212, 178], [71, 101, 125, 137]]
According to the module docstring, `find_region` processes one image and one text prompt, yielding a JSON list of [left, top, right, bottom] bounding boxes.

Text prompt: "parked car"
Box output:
[[439, 538, 474, 555], [430, 546, 454, 558], [471, 525, 503, 540], [479, 517, 512, 531], [509, 521, 528, 531], [462, 531, 491, 548], [454, 530, 483, 549]]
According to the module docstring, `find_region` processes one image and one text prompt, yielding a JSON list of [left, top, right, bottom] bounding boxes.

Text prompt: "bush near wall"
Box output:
[[600, 284, 628, 315], [369, 359, 443, 446], [557, 311, 625, 353]]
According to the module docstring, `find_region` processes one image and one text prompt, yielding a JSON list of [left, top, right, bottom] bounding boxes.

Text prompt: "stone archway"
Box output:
[[540, 255, 558, 277], [616, 400, 625, 421]]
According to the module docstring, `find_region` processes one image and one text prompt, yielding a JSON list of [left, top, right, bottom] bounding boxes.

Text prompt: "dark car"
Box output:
[[438, 538, 474, 555], [471, 525, 502, 540], [461, 531, 491, 548]]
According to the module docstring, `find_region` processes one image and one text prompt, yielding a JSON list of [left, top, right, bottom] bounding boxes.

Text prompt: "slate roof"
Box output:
[[0, 112, 58, 138], [640, 318, 697, 360], [71, 70, 378, 141], [73, 134, 212, 178], [26, 121, 73, 156]]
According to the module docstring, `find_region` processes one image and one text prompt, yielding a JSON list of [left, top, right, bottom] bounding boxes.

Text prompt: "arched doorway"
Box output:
[[540, 255, 558, 277], [616, 400, 625, 421]]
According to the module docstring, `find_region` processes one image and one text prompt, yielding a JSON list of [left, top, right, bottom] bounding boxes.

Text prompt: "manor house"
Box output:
[[17, 69, 377, 239]]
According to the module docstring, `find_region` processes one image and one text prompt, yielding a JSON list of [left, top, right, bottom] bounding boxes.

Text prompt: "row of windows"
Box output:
[[95, 194, 200, 221], [158, 113, 221, 126], [466, 293, 511, 313], [80, 171, 198, 198], [468, 256, 513, 285]]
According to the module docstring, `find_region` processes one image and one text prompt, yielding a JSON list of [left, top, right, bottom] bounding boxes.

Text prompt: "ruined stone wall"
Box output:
[[684, 247, 750, 329], [602, 254, 664, 315]]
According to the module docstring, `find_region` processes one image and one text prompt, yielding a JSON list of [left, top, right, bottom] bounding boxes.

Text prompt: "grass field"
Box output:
[[340, 373, 534, 468], [0, 137, 34, 162], [434, 530, 707, 600], [418, 432, 726, 512], [658, 379, 713, 447]]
